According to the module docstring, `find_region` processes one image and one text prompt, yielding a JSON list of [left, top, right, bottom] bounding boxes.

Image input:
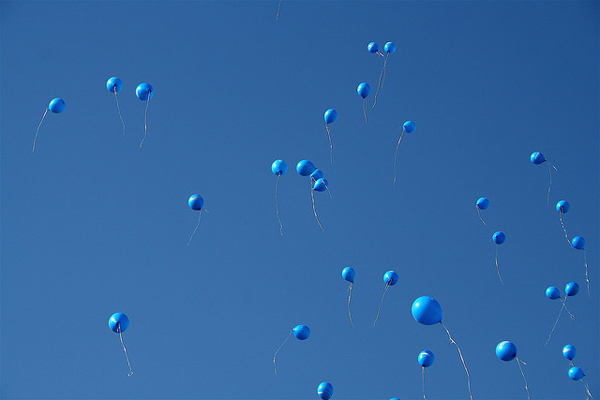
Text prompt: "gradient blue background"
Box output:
[[1, 1, 598, 399]]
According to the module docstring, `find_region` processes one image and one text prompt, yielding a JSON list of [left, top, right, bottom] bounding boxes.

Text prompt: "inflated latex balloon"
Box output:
[[546, 286, 561, 300], [556, 200, 571, 244], [384, 41, 397, 54], [367, 41, 381, 55], [310, 169, 324, 182], [342, 267, 355, 325], [569, 367, 584, 381], [393, 120, 417, 185], [475, 197, 490, 225], [33, 98, 66, 152], [357, 82, 371, 123], [187, 194, 205, 245], [493, 231, 506, 244], [565, 282, 579, 296], [323, 109, 338, 163], [496, 341, 517, 361], [297, 160, 316, 176], [106, 77, 126, 134], [403, 120, 416, 133], [272, 160, 288, 235], [317, 382, 333, 400], [530, 151, 557, 203], [418, 350, 435, 367], [108, 312, 133, 376], [570, 236, 590, 295], [383, 270, 399, 285], [293, 324, 311, 340], [530, 152, 546, 165], [136, 83, 154, 148], [313, 178, 328, 192], [563, 345, 576, 361], [412, 296, 442, 325]]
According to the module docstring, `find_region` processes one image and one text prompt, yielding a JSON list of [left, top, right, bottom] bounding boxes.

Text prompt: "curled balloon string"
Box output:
[[325, 124, 333, 164], [393, 127, 405, 186], [476, 205, 487, 225], [275, 0, 282, 20], [362, 98, 368, 124], [187, 210, 204, 246], [32, 108, 49, 153], [546, 162, 557, 205], [373, 280, 391, 327], [140, 95, 151, 148], [275, 174, 283, 236], [583, 251, 590, 297], [310, 180, 324, 230], [372, 54, 389, 108], [440, 322, 473, 400], [559, 213, 570, 244], [272, 330, 292, 375], [421, 366, 427, 400], [117, 323, 134, 377], [113, 87, 126, 135], [515, 357, 530, 400], [346, 283, 354, 326], [545, 297, 568, 346], [495, 247, 504, 286]]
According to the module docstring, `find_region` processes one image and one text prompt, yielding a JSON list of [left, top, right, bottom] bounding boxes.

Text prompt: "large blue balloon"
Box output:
[[556, 200, 570, 214], [317, 382, 333, 400], [403, 121, 416, 133], [530, 152, 546, 165], [568, 366, 584, 381], [109, 313, 129, 333], [367, 42, 379, 53], [562, 345, 576, 361], [296, 160, 316, 176], [565, 282, 579, 296], [384, 41, 396, 54], [418, 350, 435, 367], [313, 178, 328, 192], [571, 236, 585, 250], [49, 98, 66, 113], [496, 341, 517, 361], [545, 286, 561, 300], [310, 169, 324, 182], [292, 324, 310, 340], [136, 83, 154, 101], [476, 197, 490, 210], [324, 109, 338, 124], [357, 82, 371, 98], [271, 159, 288, 176], [411, 296, 442, 325], [188, 194, 204, 211], [493, 231, 506, 245], [383, 270, 399, 286], [342, 267, 355, 283], [106, 77, 123, 93]]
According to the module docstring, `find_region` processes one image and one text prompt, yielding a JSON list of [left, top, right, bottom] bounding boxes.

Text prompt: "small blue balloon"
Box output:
[[310, 169, 324, 182], [562, 345, 576, 361], [384, 41, 396, 54], [313, 178, 328, 192], [571, 236, 585, 250], [188, 194, 204, 211], [556, 200, 570, 214], [324, 109, 338, 124], [296, 160, 316, 176], [106, 77, 123, 93], [476, 197, 490, 210], [418, 350, 435, 367], [411, 296, 442, 325], [357, 82, 371, 98], [271, 159, 288, 176], [546, 286, 561, 300], [403, 121, 416, 133], [493, 231, 506, 245], [383, 270, 399, 286], [568, 366, 584, 381], [109, 313, 129, 333], [342, 267, 355, 283], [367, 42, 379, 53], [317, 382, 333, 400], [136, 83, 154, 101], [49, 98, 66, 113], [530, 152, 546, 165], [565, 282, 579, 296], [292, 324, 310, 340], [390, 398, 401, 400], [496, 341, 517, 362]]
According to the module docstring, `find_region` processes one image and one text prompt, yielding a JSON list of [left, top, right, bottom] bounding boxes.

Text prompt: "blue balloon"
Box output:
[[188, 194, 204, 211], [324, 109, 338, 124], [476, 197, 490, 210], [411, 296, 442, 325], [367, 42, 379, 53], [556, 200, 570, 214], [342, 267, 355, 283], [310, 169, 324, 182], [390, 398, 401, 400], [106, 77, 123, 93], [568, 366, 584, 381], [49, 98, 66, 113], [109, 313, 129, 333], [530, 152, 546, 165], [296, 160, 316, 176], [496, 341, 517, 361], [571, 236, 585, 250], [136, 83, 154, 101], [562, 345, 576, 361], [383, 270, 399, 286], [418, 350, 435, 367], [403, 121, 416, 133], [292, 324, 310, 340], [317, 382, 333, 400], [545, 286, 561, 300], [384, 41, 396, 54], [271, 159, 288, 176], [313, 178, 328, 192], [565, 282, 579, 296], [357, 82, 371, 98], [493, 231, 506, 245]]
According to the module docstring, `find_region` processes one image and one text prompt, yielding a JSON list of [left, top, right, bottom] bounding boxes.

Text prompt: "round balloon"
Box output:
[[493, 231, 506, 245], [476, 197, 490, 210], [109, 312, 129, 333], [562, 345, 576, 361], [571, 236, 585, 250], [411, 296, 442, 325], [324, 109, 338, 124], [565, 282, 579, 296], [136, 83, 154, 101], [545, 286, 560, 300], [271, 159, 288, 176], [367, 42, 379, 53], [496, 341, 517, 362], [383, 270, 399, 286], [292, 324, 310, 340], [556, 200, 570, 214], [49, 98, 66, 113], [568, 367, 584, 381], [313, 178, 328, 192], [310, 169, 324, 182], [106, 77, 123, 93], [317, 382, 333, 400], [188, 194, 204, 211], [384, 41, 396, 54], [418, 350, 435, 367], [296, 160, 316, 176], [530, 152, 546, 165], [341, 267, 355, 283], [357, 82, 371, 98], [403, 120, 416, 133]]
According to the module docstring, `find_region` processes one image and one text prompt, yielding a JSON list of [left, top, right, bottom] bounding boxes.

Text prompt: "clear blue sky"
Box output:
[[1, 1, 598, 399]]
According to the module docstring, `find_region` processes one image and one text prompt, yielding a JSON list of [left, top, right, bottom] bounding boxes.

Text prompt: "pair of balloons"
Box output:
[[367, 41, 396, 108], [546, 282, 579, 299]]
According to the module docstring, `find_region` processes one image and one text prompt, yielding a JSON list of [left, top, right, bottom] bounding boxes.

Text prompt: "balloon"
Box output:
[[136, 83, 154, 101], [530, 152, 546, 165], [296, 160, 316, 176], [403, 120, 416, 133], [317, 382, 333, 400], [493, 231, 506, 245], [106, 77, 123, 93], [324, 109, 337, 124], [571, 236, 585, 250], [384, 41, 396, 54], [568, 366, 584, 381], [341, 267, 355, 283], [188, 194, 204, 211], [565, 282, 579, 296], [109, 312, 129, 333], [383, 270, 399, 286], [545, 286, 561, 300], [563, 345, 576, 361], [556, 200, 570, 214], [310, 169, 324, 182], [418, 350, 435, 367], [367, 42, 379, 53], [49, 98, 66, 113], [476, 197, 490, 210], [411, 296, 442, 325], [271, 159, 288, 176], [313, 178, 328, 192], [496, 341, 517, 361], [357, 82, 371, 98], [292, 324, 310, 340]]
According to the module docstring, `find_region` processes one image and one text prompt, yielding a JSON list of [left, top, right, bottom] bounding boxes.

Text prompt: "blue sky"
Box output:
[[1, 1, 598, 399]]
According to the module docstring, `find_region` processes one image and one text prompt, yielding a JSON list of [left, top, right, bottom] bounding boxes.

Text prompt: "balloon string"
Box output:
[[118, 324, 134, 377], [275, 174, 283, 236], [393, 128, 405, 186], [187, 211, 203, 246], [582, 377, 593, 399], [373, 53, 389, 108], [33, 108, 49, 152], [324, 181, 333, 200], [325, 124, 333, 164], [495, 246, 504, 285], [310, 181, 324, 230], [275, 0, 282, 20], [559, 213, 570, 244], [583, 250, 590, 297], [546, 162, 557, 205], [377, 51, 385, 57], [114, 88, 126, 135], [515, 357, 530, 400], [362, 98, 368, 124], [347, 283, 354, 326], [422, 366, 426, 400], [140, 94, 151, 148], [373, 280, 391, 327], [440, 322, 473, 400], [476, 205, 486, 225], [546, 296, 567, 345], [272, 330, 292, 375]]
